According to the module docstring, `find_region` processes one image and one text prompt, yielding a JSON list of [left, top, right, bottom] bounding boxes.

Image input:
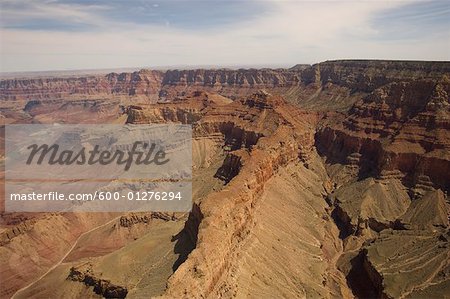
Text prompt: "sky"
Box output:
[[0, 0, 449, 72]]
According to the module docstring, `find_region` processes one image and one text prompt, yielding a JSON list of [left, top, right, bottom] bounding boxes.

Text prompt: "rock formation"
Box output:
[[68, 264, 128, 298]]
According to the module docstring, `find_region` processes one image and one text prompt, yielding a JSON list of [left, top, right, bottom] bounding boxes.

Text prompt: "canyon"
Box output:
[[0, 60, 449, 298]]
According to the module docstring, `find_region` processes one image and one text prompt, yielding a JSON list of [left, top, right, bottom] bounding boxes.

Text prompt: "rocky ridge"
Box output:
[[68, 263, 128, 298]]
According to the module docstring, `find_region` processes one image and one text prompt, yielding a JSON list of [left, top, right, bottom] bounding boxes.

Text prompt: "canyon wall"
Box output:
[[0, 70, 164, 101], [316, 73, 450, 192], [3, 60, 449, 111], [162, 68, 301, 87], [302, 60, 450, 90]]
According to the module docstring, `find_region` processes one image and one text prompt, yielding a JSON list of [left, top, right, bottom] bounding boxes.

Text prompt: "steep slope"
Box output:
[[210, 160, 351, 298]]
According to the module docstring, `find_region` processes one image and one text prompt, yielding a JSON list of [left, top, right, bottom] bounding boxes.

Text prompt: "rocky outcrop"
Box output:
[[125, 91, 215, 124], [214, 151, 244, 182], [126, 102, 204, 124], [0, 218, 36, 246], [118, 212, 178, 227], [68, 264, 128, 298]]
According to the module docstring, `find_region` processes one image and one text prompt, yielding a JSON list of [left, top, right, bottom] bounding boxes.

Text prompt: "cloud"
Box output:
[[0, 0, 449, 72], [0, 0, 110, 30], [0, 0, 272, 30]]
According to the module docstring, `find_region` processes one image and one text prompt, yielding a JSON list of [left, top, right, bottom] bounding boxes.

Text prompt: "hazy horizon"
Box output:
[[2, 59, 450, 78], [0, 63, 294, 75]]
